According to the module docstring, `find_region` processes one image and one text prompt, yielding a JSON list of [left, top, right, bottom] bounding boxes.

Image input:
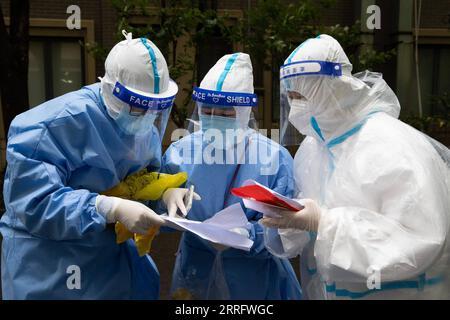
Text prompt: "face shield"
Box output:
[[105, 80, 177, 139], [186, 86, 258, 149], [100, 31, 178, 140], [280, 60, 342, 146]]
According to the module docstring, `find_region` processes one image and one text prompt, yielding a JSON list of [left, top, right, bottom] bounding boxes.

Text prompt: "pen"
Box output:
[[182, 185, 195, 217]]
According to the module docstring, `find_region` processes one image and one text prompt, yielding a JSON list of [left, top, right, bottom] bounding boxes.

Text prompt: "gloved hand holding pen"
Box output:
[[163, 186, 201, 218]]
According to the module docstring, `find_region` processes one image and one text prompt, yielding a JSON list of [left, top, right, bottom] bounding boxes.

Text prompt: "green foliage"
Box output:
[[324, 22, 396, 72], [81, 41, 108, 61], [240, 2, 396, 122], [402, 92, 450, 132], [109, 0, 239, 127], [240, 2, 396, 72], [93, 0, 397, 127], [240, 0, 329, 68]]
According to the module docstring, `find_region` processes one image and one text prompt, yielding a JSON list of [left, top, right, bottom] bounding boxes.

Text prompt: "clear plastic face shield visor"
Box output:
[[279, 60, 342, 146], [188, 86, 258, 133], [111, 81, 177, 139]]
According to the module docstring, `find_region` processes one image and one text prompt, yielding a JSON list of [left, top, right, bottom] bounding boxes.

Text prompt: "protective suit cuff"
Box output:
[[316, 206, 332, 238], [279, 228, 309, 256], [247, 222, 267, 255], [247, 222, 257, 241], [95, 195, 117, 223]]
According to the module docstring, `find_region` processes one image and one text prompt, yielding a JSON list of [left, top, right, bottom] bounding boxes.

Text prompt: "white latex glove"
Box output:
[[260, 199, 322, 232], [211, 227, 251, 252], [96, 195, 165, 234], [162, 188, 201, 218]]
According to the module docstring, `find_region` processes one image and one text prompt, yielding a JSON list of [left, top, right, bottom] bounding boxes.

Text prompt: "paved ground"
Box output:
[[151, 231, 182, 299]]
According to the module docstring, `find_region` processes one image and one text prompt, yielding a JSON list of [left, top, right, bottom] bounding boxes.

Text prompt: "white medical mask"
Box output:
[[288, 99, 310, 136], [200, 115, 241, 133], [290, 98, 308, 111]]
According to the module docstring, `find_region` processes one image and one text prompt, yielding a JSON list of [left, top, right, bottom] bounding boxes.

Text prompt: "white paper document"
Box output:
[[240, 179, 303, 217], [243, 198, 284, 218], [161, 203, 254, 251]]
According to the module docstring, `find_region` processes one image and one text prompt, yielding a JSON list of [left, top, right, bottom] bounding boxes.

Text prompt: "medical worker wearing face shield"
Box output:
[[162, 53, 302, 300], [0, 31, 191, 299], [261, 34, 450, 299]]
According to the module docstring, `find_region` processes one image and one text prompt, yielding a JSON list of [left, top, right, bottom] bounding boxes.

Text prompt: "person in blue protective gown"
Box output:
[[0, 30, 191, 299], [161, 52, 302, 300]]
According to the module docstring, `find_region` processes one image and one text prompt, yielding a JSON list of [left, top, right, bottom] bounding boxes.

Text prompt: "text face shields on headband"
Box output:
[[113, 81, 176, 111], [192, 87, 258, 108]]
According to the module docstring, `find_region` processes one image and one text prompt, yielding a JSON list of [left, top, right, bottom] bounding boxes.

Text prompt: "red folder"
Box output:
[[231, 184, 300, 212]]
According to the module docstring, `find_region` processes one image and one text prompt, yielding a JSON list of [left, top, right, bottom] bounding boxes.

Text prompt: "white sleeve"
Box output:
[[314, 140, 449, 283], [264, 226, 311, 259]]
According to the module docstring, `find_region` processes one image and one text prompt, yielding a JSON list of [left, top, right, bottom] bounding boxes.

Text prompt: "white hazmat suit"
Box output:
[[264, 34, 450, 299]]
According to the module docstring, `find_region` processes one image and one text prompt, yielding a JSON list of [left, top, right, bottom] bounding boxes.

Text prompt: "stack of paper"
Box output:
[[161, 203, 254, 251]]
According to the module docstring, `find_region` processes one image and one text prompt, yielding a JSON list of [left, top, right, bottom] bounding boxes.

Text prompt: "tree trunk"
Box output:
[[0, 0, 30, 137]]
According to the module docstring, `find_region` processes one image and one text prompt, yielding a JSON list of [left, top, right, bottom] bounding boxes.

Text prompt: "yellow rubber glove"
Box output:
[[114, 219, 134, 243], [134, 226, 160, 256], [102, 169, 188, 256], [133, 172, 188, 201], [103, 170, 188, 201]]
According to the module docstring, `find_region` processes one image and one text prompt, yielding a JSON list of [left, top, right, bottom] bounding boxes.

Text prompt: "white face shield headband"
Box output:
[[100, 31, 178, 138], [100, 80, 176, 137], [280, 60, 343, 146], [189, 86, 258, 150]]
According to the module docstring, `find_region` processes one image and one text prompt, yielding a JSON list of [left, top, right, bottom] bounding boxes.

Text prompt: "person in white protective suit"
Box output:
[[261, 34, 450, 300]]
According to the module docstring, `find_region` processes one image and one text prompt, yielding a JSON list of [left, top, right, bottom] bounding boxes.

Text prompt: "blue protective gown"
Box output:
[[0, 83, 161, 299], [162, 131, 302, 300]]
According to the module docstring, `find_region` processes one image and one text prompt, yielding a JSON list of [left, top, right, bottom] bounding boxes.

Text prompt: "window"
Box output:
[[418, 45, 450, 116], [28, 37, 85, 107]]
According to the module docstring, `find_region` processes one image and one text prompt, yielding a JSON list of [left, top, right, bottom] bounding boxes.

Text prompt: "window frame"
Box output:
[[29, 36, 86, 103], [415, 28, 450, 116], [1, 18, 95, 171], [3, 17, 96, 85], [418, 43, 450, 115]]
